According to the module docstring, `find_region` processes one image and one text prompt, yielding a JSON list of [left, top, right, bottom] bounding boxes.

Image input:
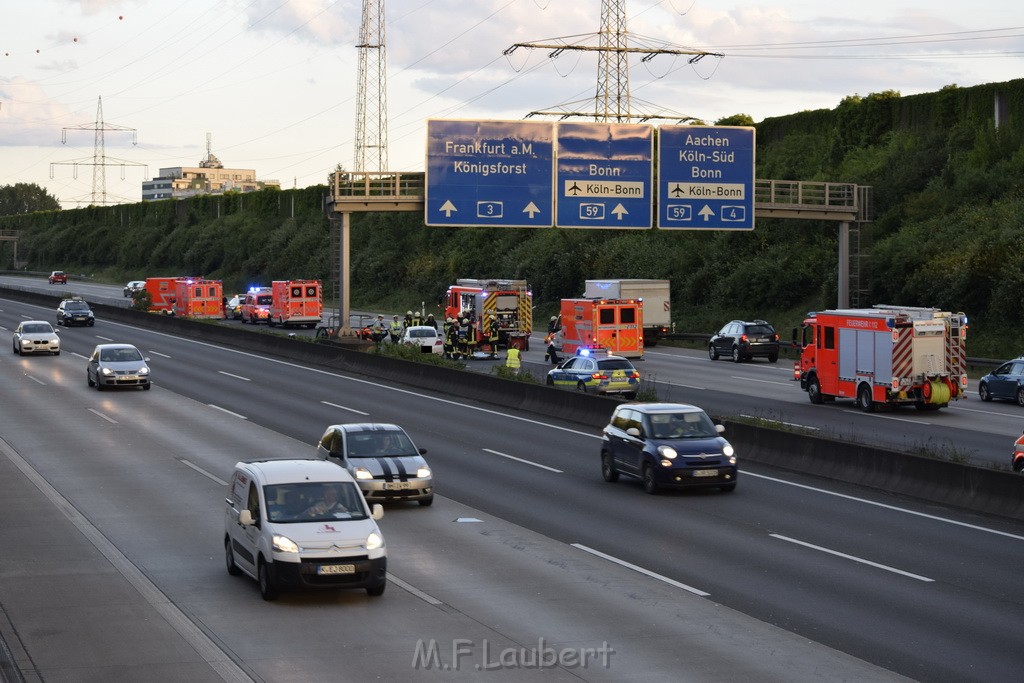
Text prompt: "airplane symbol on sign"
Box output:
[[567, 182, 582, 196]]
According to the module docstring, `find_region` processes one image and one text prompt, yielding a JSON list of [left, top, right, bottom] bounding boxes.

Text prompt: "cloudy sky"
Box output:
[[1, 0, 1021, 208]]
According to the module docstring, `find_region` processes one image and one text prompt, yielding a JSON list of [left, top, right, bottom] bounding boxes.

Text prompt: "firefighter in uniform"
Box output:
[[411, 310, 424, 327], [403, 311, 414, 330], [388, 315, 403, 344], [425, 313, 438, 331], [1013, 428, 1024, 472], [545, 333, 560, 365], [548, 315, 560, 334], [486, 315, 500, 359], [457, 317, 471, 358], [465, 317, 478, 357], [505, 345, 522, 373], [443, 317, 456, 358]]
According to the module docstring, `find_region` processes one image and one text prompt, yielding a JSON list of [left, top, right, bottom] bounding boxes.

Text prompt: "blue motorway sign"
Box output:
[[425, 119, 554, 227], [556, 122, 653, 229], [658, 125, 755, 230]]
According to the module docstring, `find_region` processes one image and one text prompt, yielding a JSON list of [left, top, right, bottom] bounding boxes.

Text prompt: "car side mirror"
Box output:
[[371, 503, 384, 521], [418, 448, 427, 456], [715, 424, 725, 434], [626, 427, 640, 437], [238, 509, 255, 526]]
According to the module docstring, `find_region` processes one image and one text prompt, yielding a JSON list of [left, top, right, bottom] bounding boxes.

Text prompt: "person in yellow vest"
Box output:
[[388, 315, 403, 344], [505, 345, 521, 373]]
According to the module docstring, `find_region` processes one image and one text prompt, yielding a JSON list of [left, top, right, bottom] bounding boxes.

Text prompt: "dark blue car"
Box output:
[[600, 403, 737, 494], [978, 357, 1024, 406]]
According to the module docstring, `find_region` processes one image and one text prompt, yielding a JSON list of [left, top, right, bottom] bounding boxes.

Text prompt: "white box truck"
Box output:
[[584, 279, 671, 346]]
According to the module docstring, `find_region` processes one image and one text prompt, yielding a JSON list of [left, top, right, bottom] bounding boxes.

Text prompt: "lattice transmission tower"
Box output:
[[504, 0, 722, 122], [353, 0, 388, 173], [51, 96, 147, 206]]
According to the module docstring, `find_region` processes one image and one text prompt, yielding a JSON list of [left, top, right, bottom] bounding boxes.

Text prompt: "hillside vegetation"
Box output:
[[4, 78, 1024, 358]]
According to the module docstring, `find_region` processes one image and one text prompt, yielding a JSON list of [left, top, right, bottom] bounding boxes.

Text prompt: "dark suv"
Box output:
[[709, 319, 779, 363], [57, 297, 95, 327]]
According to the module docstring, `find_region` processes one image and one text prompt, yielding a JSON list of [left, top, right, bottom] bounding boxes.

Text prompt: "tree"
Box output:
[[0, 183, 60, 216]]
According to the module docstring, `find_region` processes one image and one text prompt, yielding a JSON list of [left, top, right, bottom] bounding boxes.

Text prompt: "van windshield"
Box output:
[[263, 481, 368, 522]]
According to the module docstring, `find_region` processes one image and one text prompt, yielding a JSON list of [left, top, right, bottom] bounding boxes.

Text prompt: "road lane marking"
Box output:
[[0, 437, 255, 683], [482, 448, 562, 473], [208, 404, 247, 420], [180, 458, 228, 486], [321, 401, 370, 415], [951, 404, 1021, 418], [87, 408, 117, 424], [388, 574, 444, 606], [841, 409, 930, 425], [657, 380, 706, 390], [218, 371, 251, 381], [572, 543, 710, 597], [148, 350, 172, 358], [731, 376, 797, 387], [96, 335, 114, 341], [739, 415, 820, 431], [744, 471, 1024, 541], [770, 533, 934, 582], [26, 374, 45, 385]]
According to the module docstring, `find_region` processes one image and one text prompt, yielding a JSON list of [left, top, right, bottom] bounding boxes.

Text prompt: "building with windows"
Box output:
[[141, 136, 280, 201]]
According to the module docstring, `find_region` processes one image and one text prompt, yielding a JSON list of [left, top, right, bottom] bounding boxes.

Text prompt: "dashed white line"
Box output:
[[482, 448, 562, 473], [321, 401, 370, 416], [218, 371, 251, 381], [26, 375, 45, 385], [208, 404, 247, 420], [841, 409, 930, 425], [180, 459, 228, 486], [148, 350, 172, 358], [572, 543, 710, 597], [770, 533, 934, 582], [95, 335, 114, 341], [87, 408, 117, 424], [388, 574, 443, 606], [731, 376, 796, 387]]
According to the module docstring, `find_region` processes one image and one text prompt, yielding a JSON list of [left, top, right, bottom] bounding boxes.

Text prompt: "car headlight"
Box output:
[[722, 443, 734, 458], [272, 534, 299, 553], [138, 367, 150, 375], [101, 367, 114, 376], [353, 467, 373, 480], [416, 466, 431, 479], [657, 445, 677, 459], [365, 532, 383, 550]]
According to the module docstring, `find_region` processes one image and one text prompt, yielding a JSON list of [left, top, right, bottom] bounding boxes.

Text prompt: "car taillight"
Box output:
[[772, 334, 780, 341], [591, 373, 608, 380], [628, 371, 640, 379], [740, 334, 748, 342]]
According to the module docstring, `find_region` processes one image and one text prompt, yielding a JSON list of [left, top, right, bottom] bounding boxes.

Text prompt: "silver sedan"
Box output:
[[86, 343, 152, 390]]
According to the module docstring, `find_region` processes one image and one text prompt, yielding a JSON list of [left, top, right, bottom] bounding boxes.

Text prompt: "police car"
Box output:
[[545, 348, 640, 399]]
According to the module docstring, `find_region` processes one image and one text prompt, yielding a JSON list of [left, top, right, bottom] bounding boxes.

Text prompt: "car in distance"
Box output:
[[224, 458, 387, 600], [315, 423, 434, 506], [240, 288, 272, 324], [709, 319, 780, 363], [546, 350, 640, 399], [12, 321, 60, 356], [600, 403, 737, 494], [224, 294, 245, 320], [978, 357, 1024, 406], [48, 270, 67, 284], [56, 296, 95, 327], [123, 280, 145, 297], [86, 343, 151, 390], [400, 325, 443, 354]]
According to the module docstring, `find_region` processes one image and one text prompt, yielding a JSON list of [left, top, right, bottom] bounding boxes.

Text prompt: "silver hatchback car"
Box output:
[[315, 423, 433, 506], [86, 343, 152, 391]]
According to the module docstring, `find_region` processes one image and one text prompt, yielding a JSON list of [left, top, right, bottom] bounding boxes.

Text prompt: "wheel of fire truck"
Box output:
[[856, 384, 876, 413], [708, 344, 719, 361], [731, 346, 742, 363], [807, 375, 824, 404]]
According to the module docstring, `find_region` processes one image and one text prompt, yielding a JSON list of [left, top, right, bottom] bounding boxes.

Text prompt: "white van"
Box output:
[[224, 459, 387, 600]]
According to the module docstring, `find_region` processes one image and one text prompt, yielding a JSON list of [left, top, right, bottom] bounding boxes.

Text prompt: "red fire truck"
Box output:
[[794, 305, 968, 412], [556, 298, 644, 359], [442, 279, 532, 352], [269, 280, 322, 328], [173, 278, 224, 319]]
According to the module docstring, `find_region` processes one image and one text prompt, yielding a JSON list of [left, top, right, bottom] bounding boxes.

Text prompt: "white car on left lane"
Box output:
[[12, 321, 60, 356]]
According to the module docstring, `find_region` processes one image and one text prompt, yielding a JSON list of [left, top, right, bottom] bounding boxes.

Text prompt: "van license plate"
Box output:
[[383, 482, 411, 490], [318, 564, 355, 575], [693, 469, 719, 477]]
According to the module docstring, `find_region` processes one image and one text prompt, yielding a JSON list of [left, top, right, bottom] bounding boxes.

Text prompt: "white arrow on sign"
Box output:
[[611, 203, 629, 220], [698, 205, 715, 221], [523, 201, 541, 218], [440, 200, 458, 217]]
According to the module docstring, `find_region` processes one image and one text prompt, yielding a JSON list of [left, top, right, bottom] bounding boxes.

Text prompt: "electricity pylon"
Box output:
[[504, 0, 722, 122], [353, 0, 388, 173], [51, 96, 147, 205]]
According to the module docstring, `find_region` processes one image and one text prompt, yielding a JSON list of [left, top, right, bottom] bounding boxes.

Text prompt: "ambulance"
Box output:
[[556, 298, 644, 359], [269, 280, 322, 328], [173, 278, 224, 319]]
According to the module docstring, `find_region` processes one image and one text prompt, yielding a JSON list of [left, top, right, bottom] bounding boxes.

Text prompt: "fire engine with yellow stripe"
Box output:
[[794, 305, 968, 412], [443, 279, 532, 352]]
